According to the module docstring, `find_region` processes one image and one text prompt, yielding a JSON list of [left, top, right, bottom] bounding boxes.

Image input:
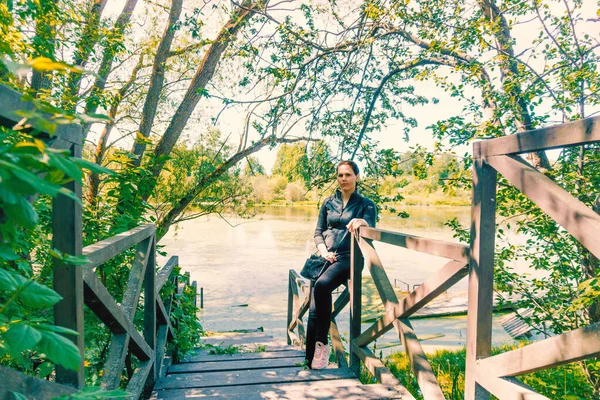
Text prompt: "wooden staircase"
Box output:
[[150, 332, 414, 399]]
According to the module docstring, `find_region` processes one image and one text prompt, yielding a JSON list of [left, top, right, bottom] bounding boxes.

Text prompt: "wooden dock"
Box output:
[[151, 332, 414, 399]]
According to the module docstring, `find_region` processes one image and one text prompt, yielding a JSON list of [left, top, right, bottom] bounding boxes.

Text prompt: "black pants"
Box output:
[[305, 254, 350, 364]]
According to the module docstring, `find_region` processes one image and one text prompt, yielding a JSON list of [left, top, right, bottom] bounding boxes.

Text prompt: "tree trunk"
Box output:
[[478, 0, 550, 170], [30, 3, 58, 95], [146, 1, 258, 193], [63, 0, 109, 111], [82, 0, 139, 137], [130, 0, 183, 167], [86, 55, 145, 203]]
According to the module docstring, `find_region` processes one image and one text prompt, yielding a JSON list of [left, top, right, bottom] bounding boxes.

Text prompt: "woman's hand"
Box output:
[[322, 251, 337, 263], [347, 218, 368, 233]]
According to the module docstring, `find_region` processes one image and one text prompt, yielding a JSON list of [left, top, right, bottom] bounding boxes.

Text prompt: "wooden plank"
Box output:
[[332, 287, 349, 319], [182, 350, 305, 363], [202, 333, 276, 347], [82, 269, 152, 360], [360, 227, 469, 263], [156, 256, 178, 292], [357, 236, 400, 311], [479, 322, 600, 377], [82, 224, 155, 270], [355, 260, 467, 348], [126, 359, 154, 400], [487, 154, 600, 259], [474, 115, 600, 158], [155, 324, 170, 383], [0, 83, 81, 145], [151, 379, 364, 399], [475, 374, 549, 400], [400, 260, 468, 318], [395, 318, 445, 400], [154, 367, 357, 390], [287, 271, 294, 345], [0, 366, 76, 399], [52, 141, 84, 388], [352, 344, 400, 386], [102, 236, 153, 389], [144, 237, 158, 388], [349, 234, 364, 376], [329, 318, 349, 369], [465, 158, 497, 400], [168, 356, 306, 373], [152, 383, 412, 400], [101, 333, 129, 390]]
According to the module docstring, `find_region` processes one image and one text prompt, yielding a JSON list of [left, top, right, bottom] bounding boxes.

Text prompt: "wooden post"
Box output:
[[465, 158, 497, 400], [286, 271, 294, 345], [200, 287, 204, 308], [349, 233, 364, 377], [52, 142, 84, 388], [143, 235, 157, 391]]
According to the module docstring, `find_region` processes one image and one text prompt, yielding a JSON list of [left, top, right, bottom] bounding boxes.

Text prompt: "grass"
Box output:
[[385, 345, 595, 399]]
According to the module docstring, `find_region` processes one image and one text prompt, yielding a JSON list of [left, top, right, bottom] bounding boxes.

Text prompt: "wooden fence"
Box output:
[[0, 84, 197, 399], [287, 115, 600, 399]]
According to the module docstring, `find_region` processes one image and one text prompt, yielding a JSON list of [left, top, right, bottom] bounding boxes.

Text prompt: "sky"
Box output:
[[100, 0, 599, 174]]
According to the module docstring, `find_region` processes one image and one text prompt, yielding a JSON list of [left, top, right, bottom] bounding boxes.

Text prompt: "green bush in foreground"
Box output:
[[385, 345, 595, 400]]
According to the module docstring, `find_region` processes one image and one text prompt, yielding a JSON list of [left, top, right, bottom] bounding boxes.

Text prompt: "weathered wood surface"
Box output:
[[182, 350, 305, 363], [465, 158, 497, 400], [473, 114, 600, 157], [168, 356, 306, 373], [486, 154, 600, 259], [151, 380, 412, 399], [152, 332, 412, 399], [360, 227, 469, 263], [0, 366, 76, 400], [479, 322, 600, 377]]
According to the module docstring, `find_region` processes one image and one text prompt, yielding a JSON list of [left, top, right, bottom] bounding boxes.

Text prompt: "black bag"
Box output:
[[300, 254, 330, 281]]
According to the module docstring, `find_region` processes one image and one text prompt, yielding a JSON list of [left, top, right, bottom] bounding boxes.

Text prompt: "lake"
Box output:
[[158, 205, 516, 354]]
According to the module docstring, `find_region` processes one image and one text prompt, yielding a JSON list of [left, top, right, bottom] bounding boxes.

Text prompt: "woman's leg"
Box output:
[[305, 286, 317, 364], [313, 256, 350, 344]]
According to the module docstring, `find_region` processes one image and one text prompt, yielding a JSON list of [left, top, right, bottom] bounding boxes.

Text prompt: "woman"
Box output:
[[307, 160, 377, 369]]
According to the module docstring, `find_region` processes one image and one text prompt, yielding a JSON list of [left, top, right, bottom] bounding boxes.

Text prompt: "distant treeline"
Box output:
[[243, 143, 470, 206]]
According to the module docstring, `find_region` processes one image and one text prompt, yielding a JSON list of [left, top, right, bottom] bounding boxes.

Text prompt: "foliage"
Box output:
[[0, 118, 110, 375], [386, 345, 595, 399], [161, 268, 204, 363]]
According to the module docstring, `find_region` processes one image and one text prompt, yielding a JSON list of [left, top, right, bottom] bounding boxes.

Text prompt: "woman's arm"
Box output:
[[347, 198, 377, 232], [314, 200, 337, 262]]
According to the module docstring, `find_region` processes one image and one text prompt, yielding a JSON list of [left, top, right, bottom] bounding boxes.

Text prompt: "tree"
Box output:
[[272, 142, 309, 183]]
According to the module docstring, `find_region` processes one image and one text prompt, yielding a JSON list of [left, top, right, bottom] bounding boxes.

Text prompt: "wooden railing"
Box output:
[[287, 115, 600, 399], [465, 116, 600, 399], [349, 228, 470, 395], [0, 84, 197, 399]]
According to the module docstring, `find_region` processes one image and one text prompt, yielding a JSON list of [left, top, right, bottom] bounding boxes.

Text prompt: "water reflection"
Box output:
[[159, 205, 515, 353]]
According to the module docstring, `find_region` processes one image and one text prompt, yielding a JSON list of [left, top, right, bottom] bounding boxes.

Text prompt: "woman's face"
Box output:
[[337, 164, 358, 192]]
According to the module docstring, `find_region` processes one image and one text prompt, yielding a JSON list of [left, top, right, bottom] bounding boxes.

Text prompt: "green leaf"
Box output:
[[9, 392, 28, 400], [70, 158, 115, 176], [0, 159, 61, 196], [47, 152, 82, 182], [4, 323, 42, 355], [0, 183, 18, 204], [19, 281, 62, 308], [4, 197, 38, 228], [37, 331, 80, 371], [36, 323, 80, 336], [0, 269, 20, 291], [0, 244, 19, 261], [36, 361, 54, 378]]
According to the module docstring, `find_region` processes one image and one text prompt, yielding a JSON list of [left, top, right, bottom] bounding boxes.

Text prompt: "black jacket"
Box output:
[[314, 190, 377, 255]]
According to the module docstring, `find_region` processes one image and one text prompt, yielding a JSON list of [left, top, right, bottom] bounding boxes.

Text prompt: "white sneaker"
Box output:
[[311, 341, 330, 369]]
